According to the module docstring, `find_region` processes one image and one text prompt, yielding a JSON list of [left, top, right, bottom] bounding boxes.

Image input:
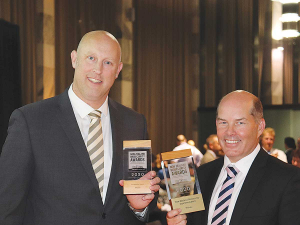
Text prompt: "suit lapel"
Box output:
[[229, 149, 268, 225], [104, 99, 123, 206], [56, 90, 100, 193]]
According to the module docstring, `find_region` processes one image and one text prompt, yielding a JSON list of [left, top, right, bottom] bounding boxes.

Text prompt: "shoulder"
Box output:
[[273, 148, 285, 154], [203, 151, 213, 159], [260, 151, 299, 184], [108, 98, 144, 118], [266, 154, 300, 199], [197, 157, 223, 175], [10, 91, 68, 125], [267, 153, 295, 171], [108, 98, 147, 128], [16, 94, 62, 117], [191, 145, 200, 152]]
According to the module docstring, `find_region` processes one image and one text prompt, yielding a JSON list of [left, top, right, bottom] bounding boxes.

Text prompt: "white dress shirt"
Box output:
[[68, 85, 112, 203], [207, 144, 261, 225]]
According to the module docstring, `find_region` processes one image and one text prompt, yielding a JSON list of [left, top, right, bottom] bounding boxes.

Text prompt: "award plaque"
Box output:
[[160, 149, 205, 214], [123, 140, 152, 194]]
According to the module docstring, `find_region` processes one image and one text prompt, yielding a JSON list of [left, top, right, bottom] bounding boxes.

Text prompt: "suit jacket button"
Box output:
[[102, 213, 106, 219]]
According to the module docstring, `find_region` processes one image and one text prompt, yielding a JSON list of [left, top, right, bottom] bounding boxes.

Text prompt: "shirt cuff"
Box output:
[[128, 203, 148, 221]]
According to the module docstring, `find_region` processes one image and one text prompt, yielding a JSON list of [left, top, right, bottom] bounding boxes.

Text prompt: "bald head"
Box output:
[[77, 31, 122, 62], [217, 90, 263, 124], [176, 134, 187, 145]]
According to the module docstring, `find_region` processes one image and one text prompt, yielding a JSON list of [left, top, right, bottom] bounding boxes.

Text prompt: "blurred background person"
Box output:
[[284, 137, 296, 164], [297, 137, 300, 150], [152, 153, 162, 173], [260, 127, 287, 162], [292, 149, 300, 168], [187, 139, 195, 146], [173, 134, 203, 168], [201, 134, 222, 165]]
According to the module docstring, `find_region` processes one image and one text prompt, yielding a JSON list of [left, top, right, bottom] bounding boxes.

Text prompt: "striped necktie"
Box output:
[[211, 166, 240, 225], [87, 110, 104, 198]]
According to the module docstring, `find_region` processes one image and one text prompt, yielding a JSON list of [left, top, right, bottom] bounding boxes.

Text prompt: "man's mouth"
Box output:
[[88, 77, 102, 83], [225, 140, 240, 144]]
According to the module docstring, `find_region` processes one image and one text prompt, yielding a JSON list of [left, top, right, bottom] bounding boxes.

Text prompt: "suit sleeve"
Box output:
[[278, 167, 300, 225], [0, 109, 34, 224]]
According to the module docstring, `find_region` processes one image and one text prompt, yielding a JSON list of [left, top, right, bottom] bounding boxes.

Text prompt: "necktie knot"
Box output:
[[89, 110, 101, 120], [226, 166, 239, 178]]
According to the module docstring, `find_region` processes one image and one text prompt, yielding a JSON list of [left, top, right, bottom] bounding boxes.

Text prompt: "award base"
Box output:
[[123, 180, 152, 194], [171, 193, 205, 214]]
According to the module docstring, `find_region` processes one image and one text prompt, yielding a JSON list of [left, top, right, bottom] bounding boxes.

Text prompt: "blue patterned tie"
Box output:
[[211, 166, 239, 225]]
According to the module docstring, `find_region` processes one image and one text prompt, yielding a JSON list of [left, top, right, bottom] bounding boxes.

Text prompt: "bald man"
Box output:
[[0, 31, 160, 225], [167, 90, 300, 225]]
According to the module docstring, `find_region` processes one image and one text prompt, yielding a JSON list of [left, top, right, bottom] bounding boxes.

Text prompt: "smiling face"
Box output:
[[216, 91, 265, 162], [71, 31, 123, 109]]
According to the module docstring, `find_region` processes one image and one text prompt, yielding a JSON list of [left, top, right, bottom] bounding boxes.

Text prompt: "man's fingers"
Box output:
[[150, 184, 160, 193], [142, 193, 155, 201], [139, 171, 156, 180], [119, 180, 124, 186], [166, 209, 187, 225], [167, 209, 181, 218], [150, 176, 160, 185]]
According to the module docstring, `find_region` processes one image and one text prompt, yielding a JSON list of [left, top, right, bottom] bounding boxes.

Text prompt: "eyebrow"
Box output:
[[216, 117, 247, 121], [236, 118, 247, 121]]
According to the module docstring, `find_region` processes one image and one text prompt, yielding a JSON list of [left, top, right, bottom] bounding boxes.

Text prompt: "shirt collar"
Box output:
[[223, 144, 261, 175], [68, 84, 109, 118]]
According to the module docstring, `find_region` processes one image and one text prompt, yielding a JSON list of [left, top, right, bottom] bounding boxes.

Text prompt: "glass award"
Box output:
[[160, 149, 205, 214], [123, 140, 152, 194]]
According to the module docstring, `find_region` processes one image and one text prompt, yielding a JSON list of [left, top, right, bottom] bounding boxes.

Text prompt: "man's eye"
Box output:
[[237, 122, 244, 125], [88, 56, 95, 60], [104, 61, 111, 65]]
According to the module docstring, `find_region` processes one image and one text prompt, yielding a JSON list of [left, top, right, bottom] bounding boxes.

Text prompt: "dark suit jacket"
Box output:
[[0, 90, 154, 225], [188, 149, 300, 225]]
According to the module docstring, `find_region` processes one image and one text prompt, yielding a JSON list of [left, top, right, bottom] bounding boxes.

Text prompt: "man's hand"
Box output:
[[166, 209, 187, 225], [119, 171, 160, 211]]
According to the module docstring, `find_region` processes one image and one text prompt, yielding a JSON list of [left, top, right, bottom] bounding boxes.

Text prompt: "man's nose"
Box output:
[[93, 62, 103, 74], [226, 124, 236, 135]]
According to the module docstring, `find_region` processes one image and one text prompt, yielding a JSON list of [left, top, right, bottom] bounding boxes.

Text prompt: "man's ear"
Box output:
[[115, 62, 123, 79], [71, 50, 77, 69], [257, 119, 266, 138]]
